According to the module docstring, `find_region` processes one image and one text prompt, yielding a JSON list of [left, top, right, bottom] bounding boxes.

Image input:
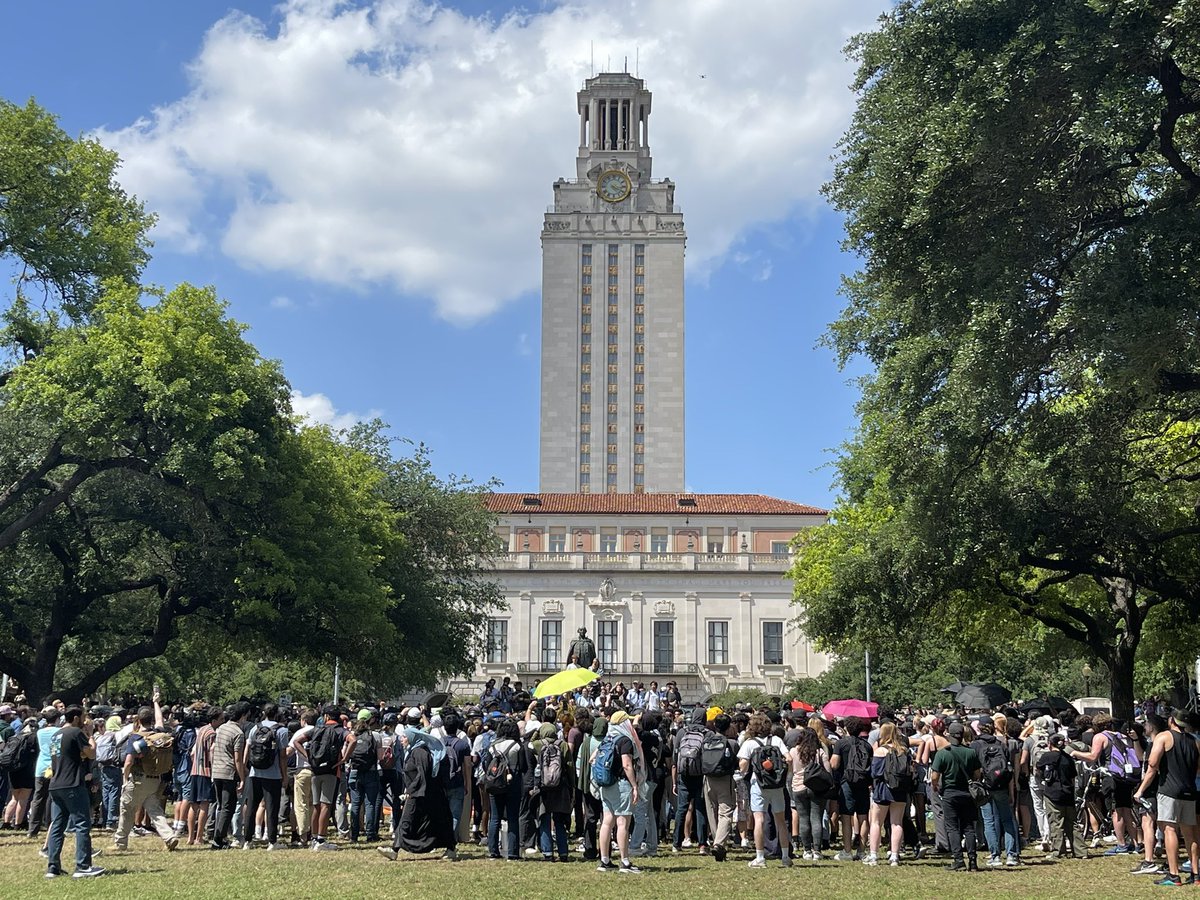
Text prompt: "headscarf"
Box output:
[[608, 710, 645, 778], [428, 716, 447, 741], [592, 718, 608, 740], [404, 726, 447, 777]]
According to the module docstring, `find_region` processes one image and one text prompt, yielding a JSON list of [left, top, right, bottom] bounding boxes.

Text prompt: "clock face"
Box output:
[[597, 170, 631, 203]]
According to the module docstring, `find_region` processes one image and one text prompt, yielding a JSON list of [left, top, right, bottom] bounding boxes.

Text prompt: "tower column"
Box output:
[[580, 103, 586, 148]]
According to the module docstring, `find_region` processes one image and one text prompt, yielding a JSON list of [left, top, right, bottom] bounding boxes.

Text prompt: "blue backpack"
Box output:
[[591, 733, 620, 787]]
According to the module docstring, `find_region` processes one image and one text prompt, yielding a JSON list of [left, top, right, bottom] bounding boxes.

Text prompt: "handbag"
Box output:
[[968, 779, 990, 806]]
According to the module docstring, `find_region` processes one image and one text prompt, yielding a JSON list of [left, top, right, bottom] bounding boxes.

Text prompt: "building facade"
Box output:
[[451, 76, 830, 700], [539, 73, 685, 494]]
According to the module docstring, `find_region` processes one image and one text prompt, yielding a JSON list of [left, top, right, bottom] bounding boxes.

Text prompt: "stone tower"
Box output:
[[538, 73, 686, 493]]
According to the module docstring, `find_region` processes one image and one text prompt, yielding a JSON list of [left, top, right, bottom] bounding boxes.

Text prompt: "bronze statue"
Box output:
[[566, 626, 597, 669]]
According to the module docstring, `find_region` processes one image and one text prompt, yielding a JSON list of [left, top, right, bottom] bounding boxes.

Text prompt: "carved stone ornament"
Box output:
[[544, 220, 572, 231], [653, 598, 675, 617], [542, 598, 563, 615], [599, 577, 617, 602], [588, 577, 628, 611], [657, 220, 684, 232]]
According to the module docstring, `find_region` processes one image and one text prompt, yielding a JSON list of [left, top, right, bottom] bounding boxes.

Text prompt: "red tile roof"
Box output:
[[484, 492, 828, 516]]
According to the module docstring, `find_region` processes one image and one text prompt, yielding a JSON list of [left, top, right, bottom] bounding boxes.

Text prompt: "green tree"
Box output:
[[0, 98, 153, 366], [802, 0, 1200, 717]]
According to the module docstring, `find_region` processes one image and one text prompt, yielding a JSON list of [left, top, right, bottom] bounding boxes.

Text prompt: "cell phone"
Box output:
[[153, 683, 159, 696]]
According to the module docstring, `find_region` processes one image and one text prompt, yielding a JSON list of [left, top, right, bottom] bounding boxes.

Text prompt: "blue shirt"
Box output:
[[35, 725, 60, 778]]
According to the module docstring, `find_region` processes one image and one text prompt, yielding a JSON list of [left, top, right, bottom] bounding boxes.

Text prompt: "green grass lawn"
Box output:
[[1, 830, 1189, 899]]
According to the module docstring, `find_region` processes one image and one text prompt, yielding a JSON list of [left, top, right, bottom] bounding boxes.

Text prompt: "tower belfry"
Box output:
[[539, 74, 686, 494]]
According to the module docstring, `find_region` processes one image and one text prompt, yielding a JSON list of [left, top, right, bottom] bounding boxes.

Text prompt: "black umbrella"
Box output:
[[940, 681, 967, 695], [423, 691, 450, 710], [1045, 696, 1075, 714], [1018, 699, 1054, 717], [956, 682, 1012, 709]]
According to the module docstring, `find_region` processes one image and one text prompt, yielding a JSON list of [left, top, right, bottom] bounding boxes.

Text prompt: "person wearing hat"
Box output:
[[929, 721, 982, 871], [1039, 732, 1087, 860]]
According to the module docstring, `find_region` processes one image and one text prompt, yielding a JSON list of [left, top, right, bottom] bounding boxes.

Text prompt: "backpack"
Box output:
[[482, 741, 516, 795], [700, 731, 735, 777], [844, 737, 872, 785], [0, 732, 35, 773], [308, 724, 343, 775], [802, 757, 835, 798], [882, 749, 915, 793], [350, 732, 377, 771], [1030, 735, 1051, 774], [95, 732, 121, 767], [676, 726, 705, 777], [751, 738, 788, 790], [591, 732, 620, 788], [978, 739, 1012, 791], [380, 734, 396, 770], [139, 731, 175, 777], [473, 731, 495, 781], [248, 725, 279, 771], [1104, 731, 1143, 783], [1039, 752, 1061, 789], [539, 740, 563, 789]]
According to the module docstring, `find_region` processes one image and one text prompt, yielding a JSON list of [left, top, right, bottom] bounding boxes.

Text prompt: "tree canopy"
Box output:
[[794, 0, 1200, 716]]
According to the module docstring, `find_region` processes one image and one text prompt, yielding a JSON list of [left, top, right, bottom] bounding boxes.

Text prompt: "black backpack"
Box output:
[[751, 738, 788, 790], [844, 737, 872, 785], [700, 731, 735, 777], [883, 749, 915, 793], [308, 724, 343, 775], [802, 757, 835, 798], [350, 732, 377, 771], [248, 725, 278, 770], [979, 739, 1012, 790], [0, 731, 35, 773], [482, 741, 516, 795]]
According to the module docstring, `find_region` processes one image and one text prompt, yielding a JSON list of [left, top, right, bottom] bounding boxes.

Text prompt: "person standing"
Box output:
[[930, 721, 982, 872], [242, 703, 287, 850], [44, 706, 104, 879], [1038, 733, 1087, 860], [1134, 710, 1200, 886], [209, 701, 248, 850], [187, 707, 220, 846], [970, 718, 1020, 867], [738, 712, 792, 868], [110, 694, 180, 853], [27, 708, 62, 842], [596, 710, 643, 874]]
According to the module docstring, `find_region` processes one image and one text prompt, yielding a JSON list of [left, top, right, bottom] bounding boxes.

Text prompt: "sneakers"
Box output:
[[45, 871, 60, 879], [442, 848, 458, 861], [945, 862, 967, 872], [266, 843, 281, 852], [863, 853, 878, 866], [681, 838, 694, 848], [314, 840, 339, 851], [1131, 860, 1162, 875], [1005, 856, 1021, 867], [781, 854, 793, 868], [1155, 874, 1184, 886], [596, 859, 618, 872], [166, 837, 179, 852], [38, 847, 48, 859], [1102, 834, 1119, 844], [133, 826, 151, 838], [986, 856, 1003, 868], [377, 847, 398, 860], [617, 862, 641, 874], [73, 866, 105, 879], [524, 847, 541, 857], [748, 858, 767, 868], [740, 837, 752, 849], [833, 850, 855, 862], [711, 844, 727, 862], [889, 853, 900, 867], [1105, 843, 1136, 856]]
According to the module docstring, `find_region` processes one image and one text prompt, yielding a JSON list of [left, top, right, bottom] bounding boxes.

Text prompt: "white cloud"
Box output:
[[517, 332, 532, 356], [98, 0, 884, 322], [270, 295, 296, 309], [290, 389, 377, 431]]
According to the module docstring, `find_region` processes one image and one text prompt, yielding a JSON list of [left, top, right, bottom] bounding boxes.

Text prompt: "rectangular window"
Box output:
[[493, 527, 509, 553], [707, 621, 729, 665], [650, 529, 668, 554], [653, 620, 674, 673], [600, 529, 618, 554], [548, 529, 566, 553], [763, 622, 784, 665], [540, 619, 562, 669], [486, 619, 508, 663], [597, 619, 618, 669], [707, 529, 725, 554], [771, 540, 790, 558]]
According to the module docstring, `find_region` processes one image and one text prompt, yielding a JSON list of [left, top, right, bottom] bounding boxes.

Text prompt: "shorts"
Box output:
[[1102, 777, 1134, 814], [838, 780, 870, 817], [600, 779, 633, 817], [177, 773, 196, 802], [311, 773, 339, 806], [1157, 794, 1197, 827], [750, 781, 786, 814], [191, 775, 214, 804]]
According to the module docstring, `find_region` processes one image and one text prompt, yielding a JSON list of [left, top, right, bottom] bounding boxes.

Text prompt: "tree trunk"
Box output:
[[1107, 640, 1137, 720]]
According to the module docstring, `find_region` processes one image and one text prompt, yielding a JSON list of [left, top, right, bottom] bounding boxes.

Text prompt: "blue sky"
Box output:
[[2, 0, 884, 509]]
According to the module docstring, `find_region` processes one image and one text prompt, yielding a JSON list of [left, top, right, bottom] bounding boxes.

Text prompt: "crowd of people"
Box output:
[[0, 684, 1197, 885]]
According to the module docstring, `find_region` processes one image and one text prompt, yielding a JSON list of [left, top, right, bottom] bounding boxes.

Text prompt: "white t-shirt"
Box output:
[[290, 724, 315, 771], [737, 735, 789, 788]]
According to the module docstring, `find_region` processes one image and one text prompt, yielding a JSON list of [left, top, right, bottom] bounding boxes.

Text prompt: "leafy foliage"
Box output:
[[797, 0, 1200, 716]]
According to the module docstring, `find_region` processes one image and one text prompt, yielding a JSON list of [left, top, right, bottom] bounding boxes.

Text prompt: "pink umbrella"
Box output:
[[822, 699, 879, 719]]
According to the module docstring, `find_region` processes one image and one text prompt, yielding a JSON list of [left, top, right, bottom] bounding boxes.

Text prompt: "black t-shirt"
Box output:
[[50, 725, 88, 790], [613, 734, 635, 781], [833, 735, 865, 784], [1039, 750, 1076, 805]]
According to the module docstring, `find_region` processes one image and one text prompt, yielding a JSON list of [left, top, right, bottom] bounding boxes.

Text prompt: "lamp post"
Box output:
[[1082, 662, 1093, 697]]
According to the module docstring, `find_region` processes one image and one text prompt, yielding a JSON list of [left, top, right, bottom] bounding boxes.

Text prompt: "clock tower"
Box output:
[[539, 73, 686, 494]]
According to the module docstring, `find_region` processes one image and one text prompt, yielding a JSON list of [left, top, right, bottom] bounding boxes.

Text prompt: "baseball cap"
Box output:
[[0, 704, 14, 716], [947, 721, 965, 738], [357, 708, 374, 722]]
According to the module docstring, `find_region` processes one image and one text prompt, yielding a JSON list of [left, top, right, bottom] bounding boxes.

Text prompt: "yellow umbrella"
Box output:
[[533, 668, 599, 699]]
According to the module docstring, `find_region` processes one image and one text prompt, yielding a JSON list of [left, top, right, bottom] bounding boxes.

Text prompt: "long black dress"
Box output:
[[394, 744, 457, 853]]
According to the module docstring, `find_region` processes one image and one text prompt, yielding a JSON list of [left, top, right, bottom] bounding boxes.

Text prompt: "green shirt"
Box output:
[[931, 744, 980, 792]]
